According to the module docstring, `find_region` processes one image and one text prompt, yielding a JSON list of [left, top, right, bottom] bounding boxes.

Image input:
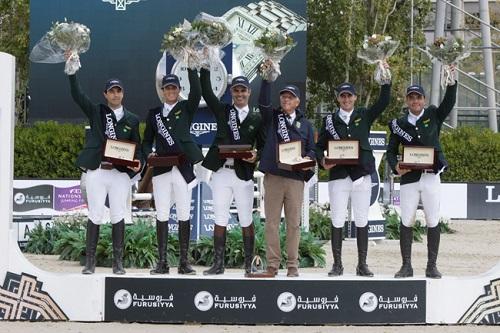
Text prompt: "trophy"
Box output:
[[277, 140, 315, 171], [325, 140, 359, 165], [102, 138, 139, 168], [399, 146, 435, 170], [218, 144, 254, 159]]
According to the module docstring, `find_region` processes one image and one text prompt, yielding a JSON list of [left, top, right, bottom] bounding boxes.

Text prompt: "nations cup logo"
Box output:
[[102, 0, 143, 11], [277, 292, 297, 313], [114, 289, 132, 310], [14, 192, 26, 205], [194, 291, 214, 312], [359, 292, 378, 313]]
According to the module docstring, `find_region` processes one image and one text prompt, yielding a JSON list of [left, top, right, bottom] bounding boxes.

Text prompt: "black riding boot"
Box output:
[[150, 220, 169, 274], [395, 223, 414, 278], [328, 226, 344, 276], [425, 226, 442, 279], [356, 226, 374, 277], [203, 225, 226, 275], [178, 220, 196, 275], [242, 224, 255, 276], [82, 220, 100, 274], [112, 220, 126, 275]]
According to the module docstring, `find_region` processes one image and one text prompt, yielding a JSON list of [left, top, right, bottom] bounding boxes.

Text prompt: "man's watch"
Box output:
[[222, 1, 306, 81]]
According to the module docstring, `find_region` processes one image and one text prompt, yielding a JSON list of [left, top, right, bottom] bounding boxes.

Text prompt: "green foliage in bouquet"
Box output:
[[254, 28, 296, 56], [427, 36, 469, 64], [160, 23, 190, 53], [191, 19, 232, 46], [46, 19, 90, 51]]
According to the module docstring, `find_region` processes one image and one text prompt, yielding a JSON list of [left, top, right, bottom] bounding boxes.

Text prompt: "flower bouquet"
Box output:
[[29, 19, 91, 75], [426, 36, 470, 88], [253, 28, 296, 82], [191, 12, 232, 69], [161, 20, 201, 69], [357, 34, 399, 85]]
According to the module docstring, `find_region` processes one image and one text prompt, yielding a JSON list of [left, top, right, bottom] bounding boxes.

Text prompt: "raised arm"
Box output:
[[69, 74, 96, 119], [199, 68, 225, 114], [436, 82, 458, 123], [366, 83, 391, 124], [186, 68, 201, 123], [258, 79, 273, 123]]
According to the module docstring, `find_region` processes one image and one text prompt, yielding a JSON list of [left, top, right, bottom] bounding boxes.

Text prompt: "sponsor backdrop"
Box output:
[[104, 277, 426, 324], [467, 183, 500, 220], [29, 0, 307, 130]]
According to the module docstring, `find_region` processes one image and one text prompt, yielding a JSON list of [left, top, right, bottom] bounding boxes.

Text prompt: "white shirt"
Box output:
[[163, 102, 178, 117], [113, 106, 124, 122], [408, 109, 424, 126], [339, 108, 352, 125], [235, 105, 249, 123], [285, 111, 296, 125]]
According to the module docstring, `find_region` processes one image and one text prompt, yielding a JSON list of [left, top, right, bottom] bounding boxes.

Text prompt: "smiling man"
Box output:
[[142, 71, 202, 275], [68, 73, 142, 275], [200, 69, 264, 276], [316, 61, 391, 278], [259, 81, 316, 278], [387, 66, 457, 279]]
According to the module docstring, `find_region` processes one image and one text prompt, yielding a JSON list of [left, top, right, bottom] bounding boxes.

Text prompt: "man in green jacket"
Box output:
[[69, 74, 142, 275], [142, 71, 202, 275], [200, 69, 264, 276], [316, 63, 391, 278], [387, 68, 457, 279]]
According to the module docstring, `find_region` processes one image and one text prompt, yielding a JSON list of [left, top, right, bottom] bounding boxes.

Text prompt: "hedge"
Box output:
[[14, 122, 500, 181]]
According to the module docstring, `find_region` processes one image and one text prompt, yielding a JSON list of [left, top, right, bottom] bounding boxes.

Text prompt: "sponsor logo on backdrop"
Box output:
[[0, 272, 67, 320], [13, 185, 53, 212], [190, 122, 217, 137], [485, 185, 500, 203], [102, 0, 143, 11], [359, 291, 419, 313], [278, 292, 340, 313], [459, 278, 500, 324], [194, 291, 256, 311], [54, 186, 86, 211]]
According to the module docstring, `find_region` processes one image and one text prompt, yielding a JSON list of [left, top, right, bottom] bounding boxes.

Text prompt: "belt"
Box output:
[[422, 169, 435, 174], [223, 165, 235, 170], [100, 162, 114, 170]]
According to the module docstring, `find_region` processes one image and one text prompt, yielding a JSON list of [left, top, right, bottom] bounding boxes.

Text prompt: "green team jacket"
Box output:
[[316, 84, 391, 181], [199, 68, 265, 181], [69, 74, 142, 178], [386, 83, 457, 184]]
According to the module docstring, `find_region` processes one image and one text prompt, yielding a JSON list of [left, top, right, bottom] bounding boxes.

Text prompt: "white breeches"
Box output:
[[328, 175, 371, 228], [400, 173, 441, 228], [152, 166, 192, 222], [86, 167, 130, 224], [210, 167, 254, 227]]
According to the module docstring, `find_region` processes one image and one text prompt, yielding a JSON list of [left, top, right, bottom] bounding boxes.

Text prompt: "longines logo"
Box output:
[[102, 0, 143, 11], [190, 122, 217, 137], [485, 186, 500, 203]]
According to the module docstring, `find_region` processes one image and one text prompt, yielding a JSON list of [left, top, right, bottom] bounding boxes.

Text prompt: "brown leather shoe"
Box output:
[[266, 266, 278, 276], [287, 267, 299, 277]]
